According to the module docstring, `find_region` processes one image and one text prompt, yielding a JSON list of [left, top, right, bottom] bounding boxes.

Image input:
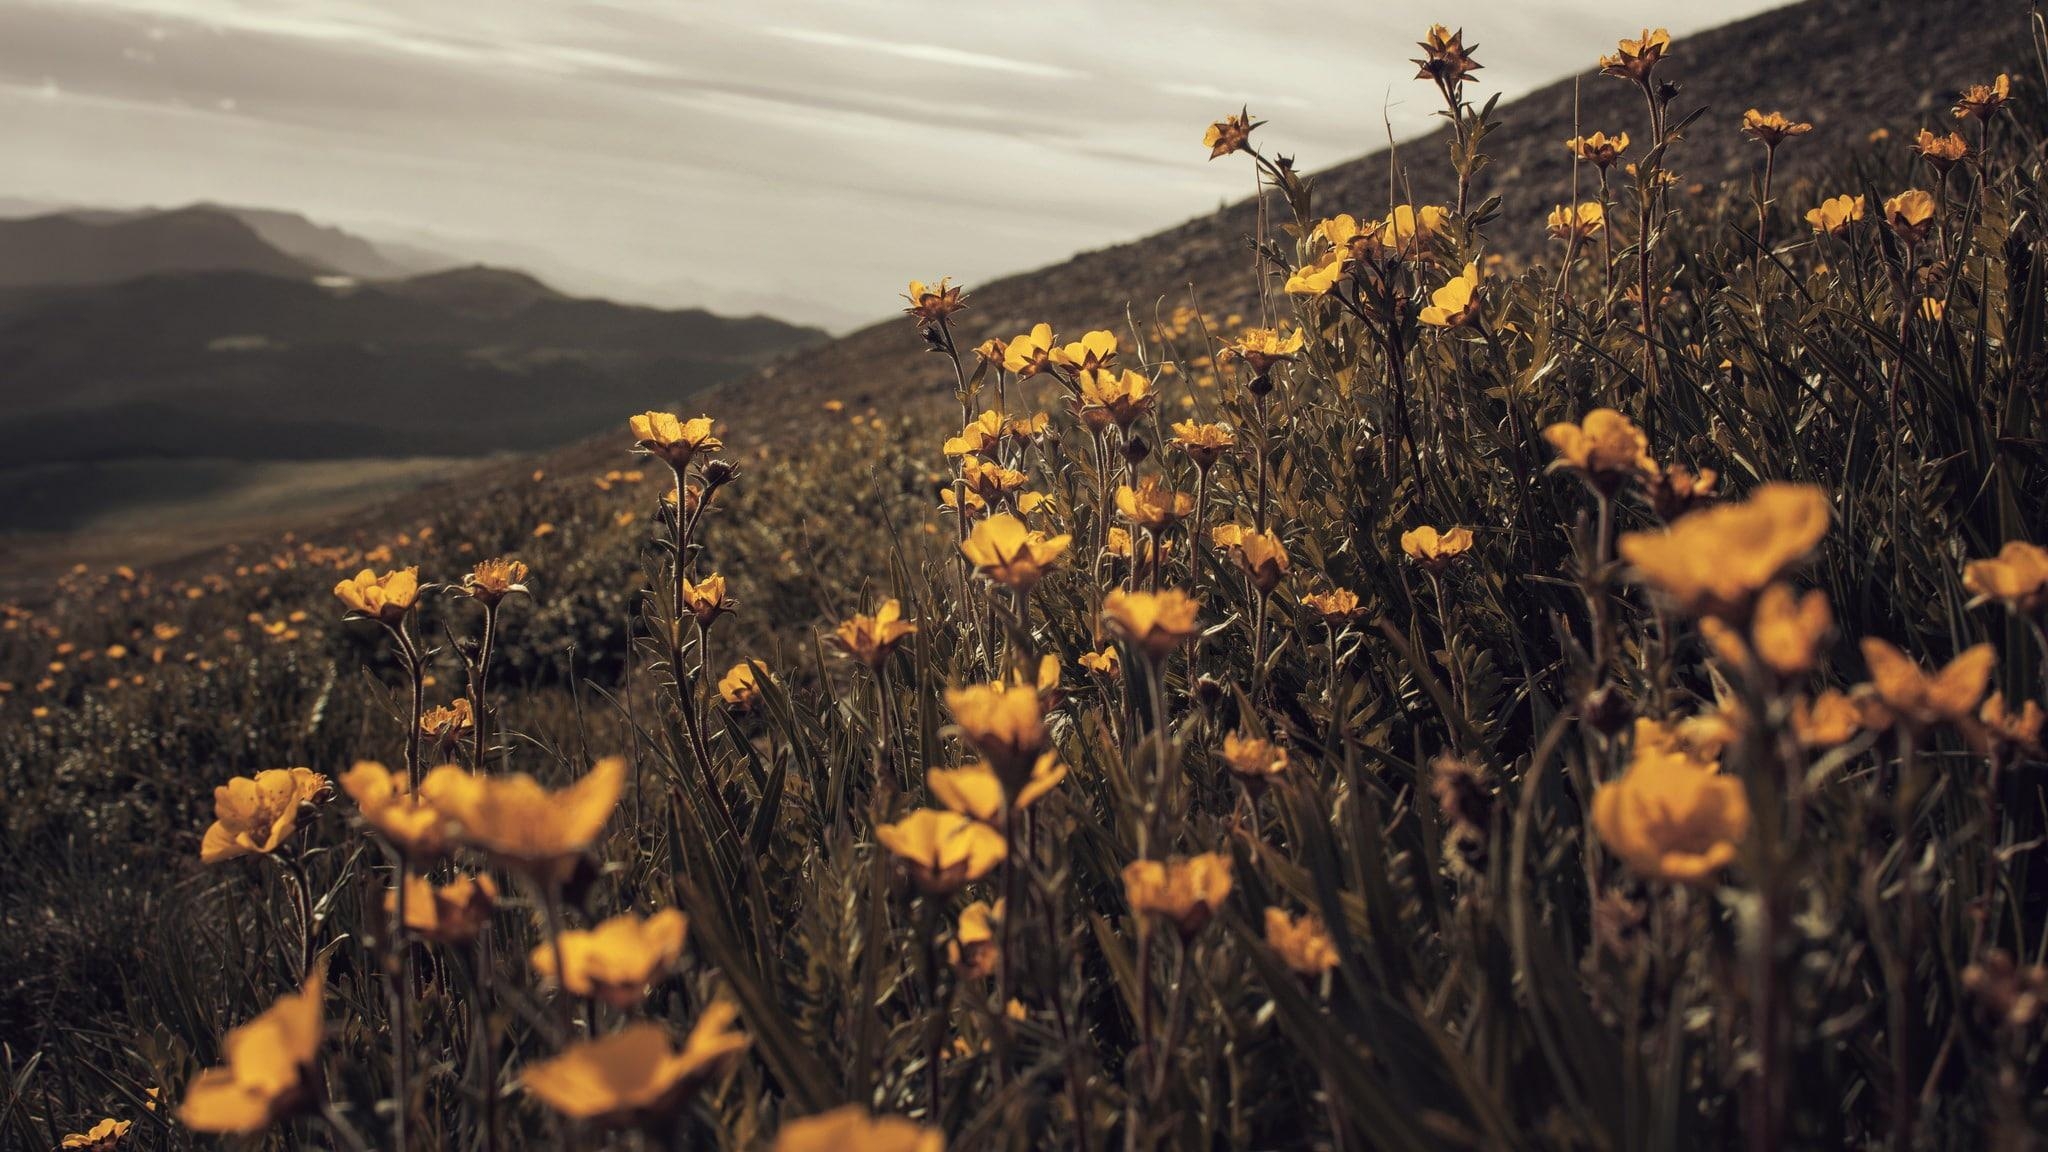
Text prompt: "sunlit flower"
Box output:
[[422, 756, 625, 880], [830, 599, 919, 668], [1963, 541, 2048, 612], [178, 967, 325, 1133], [333, 567, 419, 623], [1565, 131, 1630, 168], [1618, 484, 1831, 617], [1115, 475, 1195, 531], [201, 768, 328, 864], [342, 760, 449, 858], [1593, 742, 1749, 884], [1418, 263, 1482, 328], [521, 1005, 748, 1127], [1741, 108, 1812, 146], [901, 278, 968, 326], [387, 872, 497, 946], [532, 908, 689, 1008], [961, 512, 1072, 592], [1169, 421, 1236, 469], [944, 681, 1047, 786], [1542, 409, 1656, 491], [1953, 74, 2013, 121], [1883, 190, 1939, 244], [1547, 202, 1605, 242], [1078, 647, 1122, 676], [1599, 28, 1671, 85], [1225, 327, 1304, 375], [1051, 330, 1120, 373], [944, 411, 1004, 457], [1301, 588, 1362, 627], [876, 809, 1007, 894], [420, 698, 475, 749], [1102, 588, 1202, 659], [774, 1107, 945, 1152], [1377, 204, 1451, 258], [1123, 852, 1233, 938], [1002, 323, 1056, 377], [718, 661, 770, 712], [464, 557, 529, 605], [1400, 525, 1474, 567], [1263, 907, 1338, 976], [1285, 250, 1349, 297], [1915, 129, 1971, 175], [972, 338, 1006, 366], [680, 574, 733, 628], [1805, 194, 1865, 235], [1236, 529, 1290, 594], [929, 753, 1067, 823], [631, 412, 723, 470], [59, 1119, 132, 1150], [1858, 639, 1995, 729], [1078, 367, 1155, 431], [1222, 731, 1288, 781], [1202, 107, 1264, 159], [1412, 23, 1481, 86]]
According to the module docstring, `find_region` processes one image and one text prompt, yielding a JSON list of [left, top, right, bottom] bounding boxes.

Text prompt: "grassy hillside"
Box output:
[[2, 3, 2046, 1150]]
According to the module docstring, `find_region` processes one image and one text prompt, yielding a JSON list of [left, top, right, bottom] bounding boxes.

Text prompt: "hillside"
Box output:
[[0, 206, 324, 288], [685, 0, 2017, 426]]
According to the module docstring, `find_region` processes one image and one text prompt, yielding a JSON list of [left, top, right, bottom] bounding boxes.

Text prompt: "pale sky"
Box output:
[[0, 0, 1784, 330]]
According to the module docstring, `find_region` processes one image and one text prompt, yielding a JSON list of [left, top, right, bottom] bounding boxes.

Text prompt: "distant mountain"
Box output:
[[0, 207, 324, 288], [200, 203, 452, 279], [0, 267, 828, 484]]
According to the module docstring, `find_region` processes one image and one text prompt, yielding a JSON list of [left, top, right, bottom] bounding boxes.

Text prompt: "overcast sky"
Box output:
[[0, 1, 1784, 330]]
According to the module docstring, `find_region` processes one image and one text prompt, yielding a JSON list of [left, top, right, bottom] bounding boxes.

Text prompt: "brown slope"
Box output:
[[679, 0, 2017, 429]]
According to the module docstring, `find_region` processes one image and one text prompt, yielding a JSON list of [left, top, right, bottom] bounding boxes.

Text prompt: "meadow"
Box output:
[[3, 18, 2048, 1152]]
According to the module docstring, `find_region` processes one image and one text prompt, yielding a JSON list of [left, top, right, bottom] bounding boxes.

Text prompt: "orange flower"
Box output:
[[521, 1006, 748, 1127], [1102, 588, 1201, 659], [1301, 588, 1362, 627], [1418, 263, 1482, 328], [1169, 421, 1236, 469], [59, 1120, 132, 1151], [1002, 323, 1056, 377], [531, 908, 689, 1009], [1953, 74, 2012, 121], [1543, 409, 1656, 490], [630, 412, 722, 469], [1858, 639, 1995, 729], [1050, 330, 1119, 373], [1079, 646, 1122, 676], [1225, 328, 1303, 375], [1565, 131, 1630, 168], [1123, 852, 1233, 938], [1235, 529, 1290, 594], [1547, 202, 1605, 242], [944, 680, 1047, 787], [901, 278, 967, 326], [949, 899, 1002, 979], [876, 809, 1007, 894], [1599, 28, 1671, 85], [1963, 541, 2048, 612], [1263, 908, 1338, 976], [1618, 484, 1831, 617], [333, 567, 419, 623], [1078, 367, 1155, 431], [1400, 525, 1473, 567], [1793, 690, 1863, 748], [1883, 190, 1939, 243], [178, 968, 326, 1133], [201, 768, 328, 864], [717, 661, 770, 711], [929, 753, 1066, 823], [961, 513, 1071, 592], [1979, 692, 2045, 754], [1284, 250, 1349, 297], [421, 757, 625, 880], [1115, 475, 1194, 531], [680, 573, 733, 628], [1915, 129, 1971, 175], [342, 761, 448, 858], [1700, 583, 1832, 677], [1412, 23, 1481, 86], [944, 410, 1004, 457], [774, 1107, 944, 1152], [830, 599, 918, 667], [1202, 107, 1263, 159], [1740, 109, 1812, 146], [1592, 743, 1749, 884], [387, 873, 498, 945], [1805, 194, 1865, 236], [1222, 731, 1288, 781]]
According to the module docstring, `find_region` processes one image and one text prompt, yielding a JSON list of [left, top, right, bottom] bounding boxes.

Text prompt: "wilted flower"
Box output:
[[388, 872, 497, 945], [1565, 131, 1630, 168], [1543, 409, 1656, 492], [179, 967, 325, 1133], [1419, 263, 1482, 328], [1301, 588, 1362, 627], [1400, 525, 1474, 567], [531, 908, 689, 1008], [876, 809, 1007, 894], [452, 560, 531, 613], [1116, 475, 1195, 531], [1964, 541, 2048, 612], [901, 278, 967, 326], [521, 1006, 748, 1127], [1102, 588, 1202, 659], [1263, 907, 1338, 976], [1168, 421, 1235, 469], [1547, 202, 1605, 242], [1858, 639, 1994, 729], [1222, 730, 1288, 781], [680, 574, 733, 628], [1915, 129, 1971, 175], [1123, 852, 1233, 938], [1412, 24, 1481, 86], [631, 412, 723, 469], [1592, 742, 1749, 884], [343, 761, 448, 858], [945, 680, 1047, 787], [59, 1119, 131, 1151], [1883, 190, 1939, 244], [961, 513, 1072, 592], [1002, 323, 1056, 377], [1953, 74, 2013, 121], [333, 567, 419, 623], [830, 599, 919, 667], [929, 753, 1066, 823], [201, 768, 328, 864], [1078, 367, 1155, 431], [1202, 107, 1264, 159], [421, 756, 625, 880], [1618, 483, 1831, 617], [1599, 28, 1671, 85], [774, 1107, 945, 1152], [718, 661, 770, 711], [1236, 529, 1290, 594], [1741, 108, 1813, 146], [1805, 194, 1865, 235]]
